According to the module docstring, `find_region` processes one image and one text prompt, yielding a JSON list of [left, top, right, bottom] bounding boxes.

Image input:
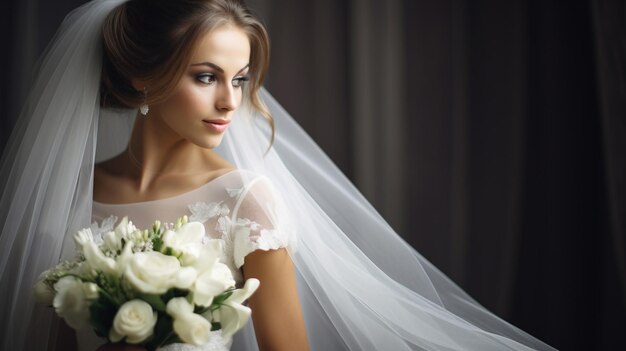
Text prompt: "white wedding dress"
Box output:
[[80, 169, 294, 351]]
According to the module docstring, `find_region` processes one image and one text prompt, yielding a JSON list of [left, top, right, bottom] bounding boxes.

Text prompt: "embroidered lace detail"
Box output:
[[89, 215, 118, 245], [183, 177, 295, 284], [215, 216, 230, 235], [188, 201, 230, 223], [226, 187, 244, 198], [187, 203, 292, 283], [214, 216, 235, 277], [231, 223, 292, 269], [90, 215, 117, 236]]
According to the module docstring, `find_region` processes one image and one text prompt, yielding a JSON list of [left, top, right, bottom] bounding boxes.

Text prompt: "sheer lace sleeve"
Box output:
[[228, 175, 296, 270]]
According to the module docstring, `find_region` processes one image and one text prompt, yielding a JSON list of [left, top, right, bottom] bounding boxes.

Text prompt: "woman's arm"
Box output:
[[243, 248, 310, 351]]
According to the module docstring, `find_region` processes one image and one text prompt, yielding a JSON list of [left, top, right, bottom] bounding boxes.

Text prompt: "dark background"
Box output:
[[1, 0, 625, 349]]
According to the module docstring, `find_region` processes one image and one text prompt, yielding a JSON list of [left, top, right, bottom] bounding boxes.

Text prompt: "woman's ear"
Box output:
[[130, 78, 148, 92]]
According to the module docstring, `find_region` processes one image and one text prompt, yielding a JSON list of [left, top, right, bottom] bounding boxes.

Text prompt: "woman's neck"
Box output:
[[125, 114, 216, 192]]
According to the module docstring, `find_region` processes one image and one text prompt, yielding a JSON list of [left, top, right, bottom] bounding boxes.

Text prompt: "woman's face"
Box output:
[[150, 25, 251, 149]]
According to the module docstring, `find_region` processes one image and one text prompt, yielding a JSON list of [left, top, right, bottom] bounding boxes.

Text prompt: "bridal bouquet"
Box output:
[[34, 216, 259, 350]]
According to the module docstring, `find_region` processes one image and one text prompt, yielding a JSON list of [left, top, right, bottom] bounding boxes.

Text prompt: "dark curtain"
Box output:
[[2, 0, 625, 350], [592, 0, 626, 349]]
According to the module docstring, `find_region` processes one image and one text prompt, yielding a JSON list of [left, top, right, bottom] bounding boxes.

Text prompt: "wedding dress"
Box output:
[[0, 0, 557, 350], [83, 170, 293, 351]]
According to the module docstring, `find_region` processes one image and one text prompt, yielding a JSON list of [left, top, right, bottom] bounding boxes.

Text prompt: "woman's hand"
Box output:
[[96, 344, 146, 351]]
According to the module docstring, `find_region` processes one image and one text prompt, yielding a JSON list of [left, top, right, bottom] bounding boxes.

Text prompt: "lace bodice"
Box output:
[[79, 169, 295, 351]]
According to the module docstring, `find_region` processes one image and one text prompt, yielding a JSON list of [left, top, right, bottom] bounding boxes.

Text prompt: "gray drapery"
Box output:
[[1, 0, 624, 349]]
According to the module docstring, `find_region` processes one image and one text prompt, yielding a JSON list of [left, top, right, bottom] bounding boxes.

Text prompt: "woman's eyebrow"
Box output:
[[190, 62, 250, 74]]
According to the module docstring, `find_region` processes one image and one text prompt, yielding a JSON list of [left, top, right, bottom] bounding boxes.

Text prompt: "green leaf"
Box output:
[[212, 290, 234, 306], [145, 315, 175, 350], [194, 306, 211, 315], [152, 236, 163, 252], [89, 297, 116, 338], [161, 288, 187, 303], [138, 294, 167, 312], [211, 322, 222, 331]]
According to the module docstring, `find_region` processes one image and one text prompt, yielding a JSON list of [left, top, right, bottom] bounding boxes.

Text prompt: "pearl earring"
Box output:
[[140, 87, 149, 116]]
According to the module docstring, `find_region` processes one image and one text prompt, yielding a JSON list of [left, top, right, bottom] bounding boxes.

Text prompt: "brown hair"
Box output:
[[100, 0, 273, 144]]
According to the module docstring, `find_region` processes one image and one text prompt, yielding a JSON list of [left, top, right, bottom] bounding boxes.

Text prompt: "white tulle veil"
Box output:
[[0, 0, 556, 350]]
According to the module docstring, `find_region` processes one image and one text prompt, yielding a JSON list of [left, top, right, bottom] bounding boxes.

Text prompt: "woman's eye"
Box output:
[[232, 75, 250, 88], [196, 73, 216, 85]]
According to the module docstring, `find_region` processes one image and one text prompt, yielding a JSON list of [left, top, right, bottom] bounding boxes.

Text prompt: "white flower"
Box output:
[[166, 298, 212, 346], [74, 228, 115, 274], [192, 262, 235, 307], [82, 240, 117, 275], [162, 222, 205, 266], [109, 299, 157, 344], [53, 276, 98, 330], [214, 278, 259, 338], [124, 251, 189, 294], [172, 266, 198, 290], [166, 297, 194, 316], [33, 280, 54, 305], [190, 240, 224, 272], [102, 231, 122, 251], [116, 216, 137, 238], [103, 217, 137, 252], [103, 231, 122, 252], [74, 228, 94, 250], [115, 241, 134, 275]]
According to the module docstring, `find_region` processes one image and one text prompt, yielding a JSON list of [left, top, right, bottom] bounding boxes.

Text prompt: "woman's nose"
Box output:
[[216, 84, 237, 112]]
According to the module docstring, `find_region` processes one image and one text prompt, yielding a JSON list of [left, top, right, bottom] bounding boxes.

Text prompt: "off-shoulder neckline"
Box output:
[[93, 169, 241, 207]]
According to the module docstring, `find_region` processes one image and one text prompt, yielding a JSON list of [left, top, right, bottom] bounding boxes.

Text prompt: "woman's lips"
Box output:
[[202, 119, 230, 133]]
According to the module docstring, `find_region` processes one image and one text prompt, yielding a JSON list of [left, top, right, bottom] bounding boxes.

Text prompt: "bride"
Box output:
[[0, 0, 556, 350]]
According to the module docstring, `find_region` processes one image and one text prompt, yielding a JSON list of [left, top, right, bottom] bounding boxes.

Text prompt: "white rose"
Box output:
[[166, 298, 212, 346], [124, 252, 185, 294], [214, 278, 259, 338], [162, 222, 205, 266], [109, 299, 157, 344], [192, 262, 235, 307], [53, 276, 99, 330]]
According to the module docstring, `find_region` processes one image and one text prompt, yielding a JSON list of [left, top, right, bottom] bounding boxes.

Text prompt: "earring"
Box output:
[[140, 87, 149, 116]]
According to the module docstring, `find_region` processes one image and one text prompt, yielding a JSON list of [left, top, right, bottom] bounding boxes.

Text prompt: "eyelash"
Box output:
[[196, 73, 250, 88]]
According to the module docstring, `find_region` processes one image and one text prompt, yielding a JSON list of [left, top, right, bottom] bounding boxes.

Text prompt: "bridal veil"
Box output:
[[0, 0, 556, 350]]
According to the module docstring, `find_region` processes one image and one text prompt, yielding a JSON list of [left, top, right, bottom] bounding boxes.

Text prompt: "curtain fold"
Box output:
[[592, 0, 626, 306], [592, 1, 626, 348]]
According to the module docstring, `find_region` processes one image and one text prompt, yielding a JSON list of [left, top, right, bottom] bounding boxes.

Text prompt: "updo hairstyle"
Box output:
[[100, 0, 273, 140]]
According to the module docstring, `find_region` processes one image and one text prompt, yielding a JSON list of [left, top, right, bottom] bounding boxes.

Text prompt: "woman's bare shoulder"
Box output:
[[206, 155, 236, 178]]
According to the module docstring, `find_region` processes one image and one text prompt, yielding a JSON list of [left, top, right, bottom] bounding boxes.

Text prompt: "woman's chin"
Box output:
[[196, 135, 226, 150]]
